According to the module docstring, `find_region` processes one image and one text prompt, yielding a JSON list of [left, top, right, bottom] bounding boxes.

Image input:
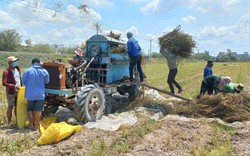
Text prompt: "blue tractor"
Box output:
[[43, 34, 141, 123]]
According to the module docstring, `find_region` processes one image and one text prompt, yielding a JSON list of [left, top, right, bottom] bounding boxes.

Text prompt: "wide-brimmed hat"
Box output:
[[234, 83, 244, 92], [74, 48, 83, 56], [7, 56, 19, 62]]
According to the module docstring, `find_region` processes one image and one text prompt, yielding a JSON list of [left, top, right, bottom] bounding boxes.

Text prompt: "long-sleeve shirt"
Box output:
[[22, 64, 50, 101], [2, 66, 21, 95], [161, 48, 177, 69], [223, 82, 236, 93], [127, 37, 141, 58], [202, 75, 221, 94], [204, 66, 213, 78]]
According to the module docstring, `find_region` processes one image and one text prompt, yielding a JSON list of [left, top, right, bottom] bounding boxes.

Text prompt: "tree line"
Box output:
[[0, 29, 77, 55], [0, 29, 239, 62]]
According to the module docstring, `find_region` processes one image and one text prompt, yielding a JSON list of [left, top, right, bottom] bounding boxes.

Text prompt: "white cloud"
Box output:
[[181, 15, 196, 23], [199, 25, 233, 38], [0, 10, 12, 29], [1, 0, 101, 28], [0, 0, 102, 46], [84, 0, 114, 7], [140, 0, 250, 14], [240, 11, 250, 23], [127, 26, 140, 36], [196, 23, 250, 53], [129, 0, 149, 3], [140, 0, 161, 14]]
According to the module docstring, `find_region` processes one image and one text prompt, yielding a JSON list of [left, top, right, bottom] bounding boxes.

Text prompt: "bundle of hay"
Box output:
[[107, 31, 121, 40], [158, 25, 196, 58], [174, 93, 250, 123]]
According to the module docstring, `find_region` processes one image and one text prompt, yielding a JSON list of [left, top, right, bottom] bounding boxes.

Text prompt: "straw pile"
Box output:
[[107, 31, 121, 40], [174, 93, 250, 123], [158, 25, 196, 58]]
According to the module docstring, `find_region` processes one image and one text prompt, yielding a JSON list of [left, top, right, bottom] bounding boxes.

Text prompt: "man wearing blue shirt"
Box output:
[[22, 58, 50, 131], [204, 60, 213, 78], [126, 32, 143, 82]]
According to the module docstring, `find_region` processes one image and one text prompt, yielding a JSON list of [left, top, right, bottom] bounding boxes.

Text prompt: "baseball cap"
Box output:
[[7, 56, 19, 62]]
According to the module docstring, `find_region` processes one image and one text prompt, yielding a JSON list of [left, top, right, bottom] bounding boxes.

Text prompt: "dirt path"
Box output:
[[0, 114, 248, 156]]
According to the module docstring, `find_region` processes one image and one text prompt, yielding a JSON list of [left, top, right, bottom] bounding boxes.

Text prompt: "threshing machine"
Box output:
[[43, 34, 141, 123]]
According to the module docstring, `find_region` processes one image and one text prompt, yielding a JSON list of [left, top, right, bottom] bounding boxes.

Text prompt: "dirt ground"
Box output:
[[0, 118, 249, 156], [0, 109, 249, 155], [0, 90, 249, 156]]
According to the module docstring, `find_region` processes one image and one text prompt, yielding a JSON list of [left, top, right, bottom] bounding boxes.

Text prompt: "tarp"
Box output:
[[84, 111, 137, 131]]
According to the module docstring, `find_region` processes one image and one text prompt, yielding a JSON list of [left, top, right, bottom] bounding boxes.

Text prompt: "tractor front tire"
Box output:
[[74, 84, 105, 123]]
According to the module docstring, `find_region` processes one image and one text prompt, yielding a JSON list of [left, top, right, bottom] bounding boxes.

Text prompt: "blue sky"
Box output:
[[0, 0, 250, 56]]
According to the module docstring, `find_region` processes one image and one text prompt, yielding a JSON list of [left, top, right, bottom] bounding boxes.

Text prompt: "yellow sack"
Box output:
[[38, 122, 82, 145], [39, 116, 57, 133], [17, 86, 28, 129]]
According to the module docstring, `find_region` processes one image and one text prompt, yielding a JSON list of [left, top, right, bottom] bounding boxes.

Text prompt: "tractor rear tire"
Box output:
[[74, 84, 105, 123]]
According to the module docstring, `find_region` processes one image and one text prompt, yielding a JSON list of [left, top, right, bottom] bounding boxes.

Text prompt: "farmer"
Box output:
[[22, 58, 50, 131], [126, 32, 144, 82], [199, 75, 232, 95], [160, 48, 182, 94], [2, 56, 21, 127], [68, 48, 84, 67], [223, 82, 244, 94], [204, 60, 213, 78]]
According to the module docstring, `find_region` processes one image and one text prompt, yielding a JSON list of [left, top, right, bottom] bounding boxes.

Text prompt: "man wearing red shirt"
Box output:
[[2, 56, 21, 127]]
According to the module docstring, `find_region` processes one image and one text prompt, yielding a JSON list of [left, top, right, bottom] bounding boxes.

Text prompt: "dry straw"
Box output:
[[175, 93, 250, 123], [159, 25, 196, 58]]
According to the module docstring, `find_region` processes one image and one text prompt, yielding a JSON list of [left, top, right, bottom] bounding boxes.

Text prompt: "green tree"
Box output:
[[151, 52, 163, 58], [0, 29, 22, 51], [31, 44, 56, 54], [192, 51, 212, 60]]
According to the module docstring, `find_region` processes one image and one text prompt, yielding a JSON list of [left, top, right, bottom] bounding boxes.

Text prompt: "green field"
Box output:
[[1, 61, 249, 103], [144, 61, 250, 98]]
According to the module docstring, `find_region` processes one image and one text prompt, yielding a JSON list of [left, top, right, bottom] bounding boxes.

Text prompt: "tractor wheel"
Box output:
[[74, 84, 105, 123]]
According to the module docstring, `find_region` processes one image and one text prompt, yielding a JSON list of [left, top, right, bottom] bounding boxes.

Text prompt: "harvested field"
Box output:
[[0, 61, 249, 155], [172, 93, 250, 123]]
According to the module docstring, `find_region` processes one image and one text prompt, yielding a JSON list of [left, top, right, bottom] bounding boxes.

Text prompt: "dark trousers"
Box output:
[[129, 55, 143, 82], [200, 81, 213, 95], [167, 68, 182, 94]]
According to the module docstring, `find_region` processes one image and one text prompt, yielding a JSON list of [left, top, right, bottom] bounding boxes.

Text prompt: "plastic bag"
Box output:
[[38, 121, 82, 145], [17, 86, 28, 129]]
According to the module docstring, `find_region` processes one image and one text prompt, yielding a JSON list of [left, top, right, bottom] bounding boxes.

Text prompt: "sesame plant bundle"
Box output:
[[159, 25, 196, 58]]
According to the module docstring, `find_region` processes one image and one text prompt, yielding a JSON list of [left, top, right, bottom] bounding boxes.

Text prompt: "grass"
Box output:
[[87, 116, 162, 156], [192, 121, 234, 156], [0, 133, 35, 155], [0, 52, 71, 68]]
